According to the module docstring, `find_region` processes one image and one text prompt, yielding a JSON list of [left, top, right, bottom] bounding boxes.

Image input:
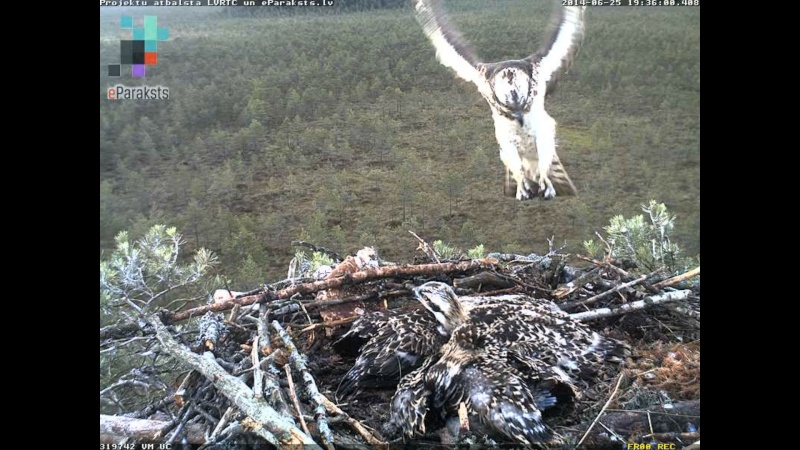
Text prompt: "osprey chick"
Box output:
[[414, 0, 586, 200], [384, 282, 629, 445], [334, 282, 468, 398]]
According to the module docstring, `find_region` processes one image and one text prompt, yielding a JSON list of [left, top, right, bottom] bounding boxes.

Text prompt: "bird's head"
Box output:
[[483, 61, 535, 126], [413, 282, 468, 333]]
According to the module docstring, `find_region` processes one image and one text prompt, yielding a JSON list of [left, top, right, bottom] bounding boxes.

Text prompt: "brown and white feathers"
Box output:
[[383, 282, 629, 445], [334, 282, 468, 398]]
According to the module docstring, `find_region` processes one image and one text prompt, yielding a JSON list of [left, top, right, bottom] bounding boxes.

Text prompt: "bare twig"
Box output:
[[257, 304, 272, 354], [165, 404, 194, 444], [570, 290, 692, 322], [301, 289, 407, 309], [409, 230, 440, 263], [577, 373, 624, 447], [100, 378, 151, 397], [652, 267, 700, 290], [553, 268, 600, 299], [209, 407, 235, 441], [299, 316, 358, 333], [319, 395, 385, 446], [578, 255, 633, 280], [597, 421, 625, 442], [284, 364, 311, 436], [147, 314, 319, 448], [173, 371, 199, 407], [251, 336, 263, 400], [561, 273, 651, 310], [272, 321, 334, 450]]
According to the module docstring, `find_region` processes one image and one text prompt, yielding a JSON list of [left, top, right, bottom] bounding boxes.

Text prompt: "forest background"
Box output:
[[99, 0, 700, 288]]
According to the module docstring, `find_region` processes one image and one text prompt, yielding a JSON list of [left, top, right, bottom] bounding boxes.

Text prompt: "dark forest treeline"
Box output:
[[220, 0, 406, 17], [99, 1, 700, 287]]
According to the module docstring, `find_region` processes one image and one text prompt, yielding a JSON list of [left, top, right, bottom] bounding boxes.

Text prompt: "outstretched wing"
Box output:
[[528, 4, 586, 93], [414, 0, 493, 99]]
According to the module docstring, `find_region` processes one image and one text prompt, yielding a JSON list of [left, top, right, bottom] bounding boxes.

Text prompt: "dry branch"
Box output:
[[300, 316, 359, 333], [577, 255, 633, 280], [146, 314, 319, 448], [170, 259, 496, 323], [409, 230, 440, 263], [652, 267, 700, 290], [560, 273, 650, 310], [100, 415, 206, 444], [319, 395, 385, 446], [209, 407, 235, 441], [174, 371, 198, 407], [251, 336, 264, 400], [284, 364, 311, 436], [273, 320, 335, 450], [553, 268, 600, 299], [577, 373, 624, 446], [570, 290, 692, 322]]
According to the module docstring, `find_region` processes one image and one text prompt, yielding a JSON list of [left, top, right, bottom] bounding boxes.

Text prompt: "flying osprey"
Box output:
[[414, 0, 586, 200]]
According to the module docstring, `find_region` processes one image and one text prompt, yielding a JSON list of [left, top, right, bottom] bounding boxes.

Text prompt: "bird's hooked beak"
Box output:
[[512, 111, 524, 126]]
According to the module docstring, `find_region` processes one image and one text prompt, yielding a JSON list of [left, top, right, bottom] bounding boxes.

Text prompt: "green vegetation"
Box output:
[[100, 225, 219, 412], [99, 2, 699, 288], [584, 200, 695, 273], [100, 225, 217, 315]]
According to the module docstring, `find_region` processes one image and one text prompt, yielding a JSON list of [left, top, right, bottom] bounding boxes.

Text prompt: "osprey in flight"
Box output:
[[414, 0, 586, 200]]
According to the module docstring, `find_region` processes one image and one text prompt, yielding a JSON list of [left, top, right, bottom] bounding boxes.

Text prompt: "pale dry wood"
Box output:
[[577, 255, 633, 279], [582, 401, 700, 445], [409, 230, 440, 263], [577, 373, 624, 447], [684, 440, 700, 450], [284, 364, 311, 436], [272, 320, 335, 450], [100, 414, 206, 444], [173, 370, 198, 407], [251, 336, 263, 400], [553, 267, 600, 299], [560, 273, 650, 310], [652, 266, 700, 290], [319, 395, 386, 446], [209, 407, 235, 441], [146, 314, 319, 448], [299, 316, 359, 333], [570, 290, 692, 322], [644, 431, 700, 440]]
